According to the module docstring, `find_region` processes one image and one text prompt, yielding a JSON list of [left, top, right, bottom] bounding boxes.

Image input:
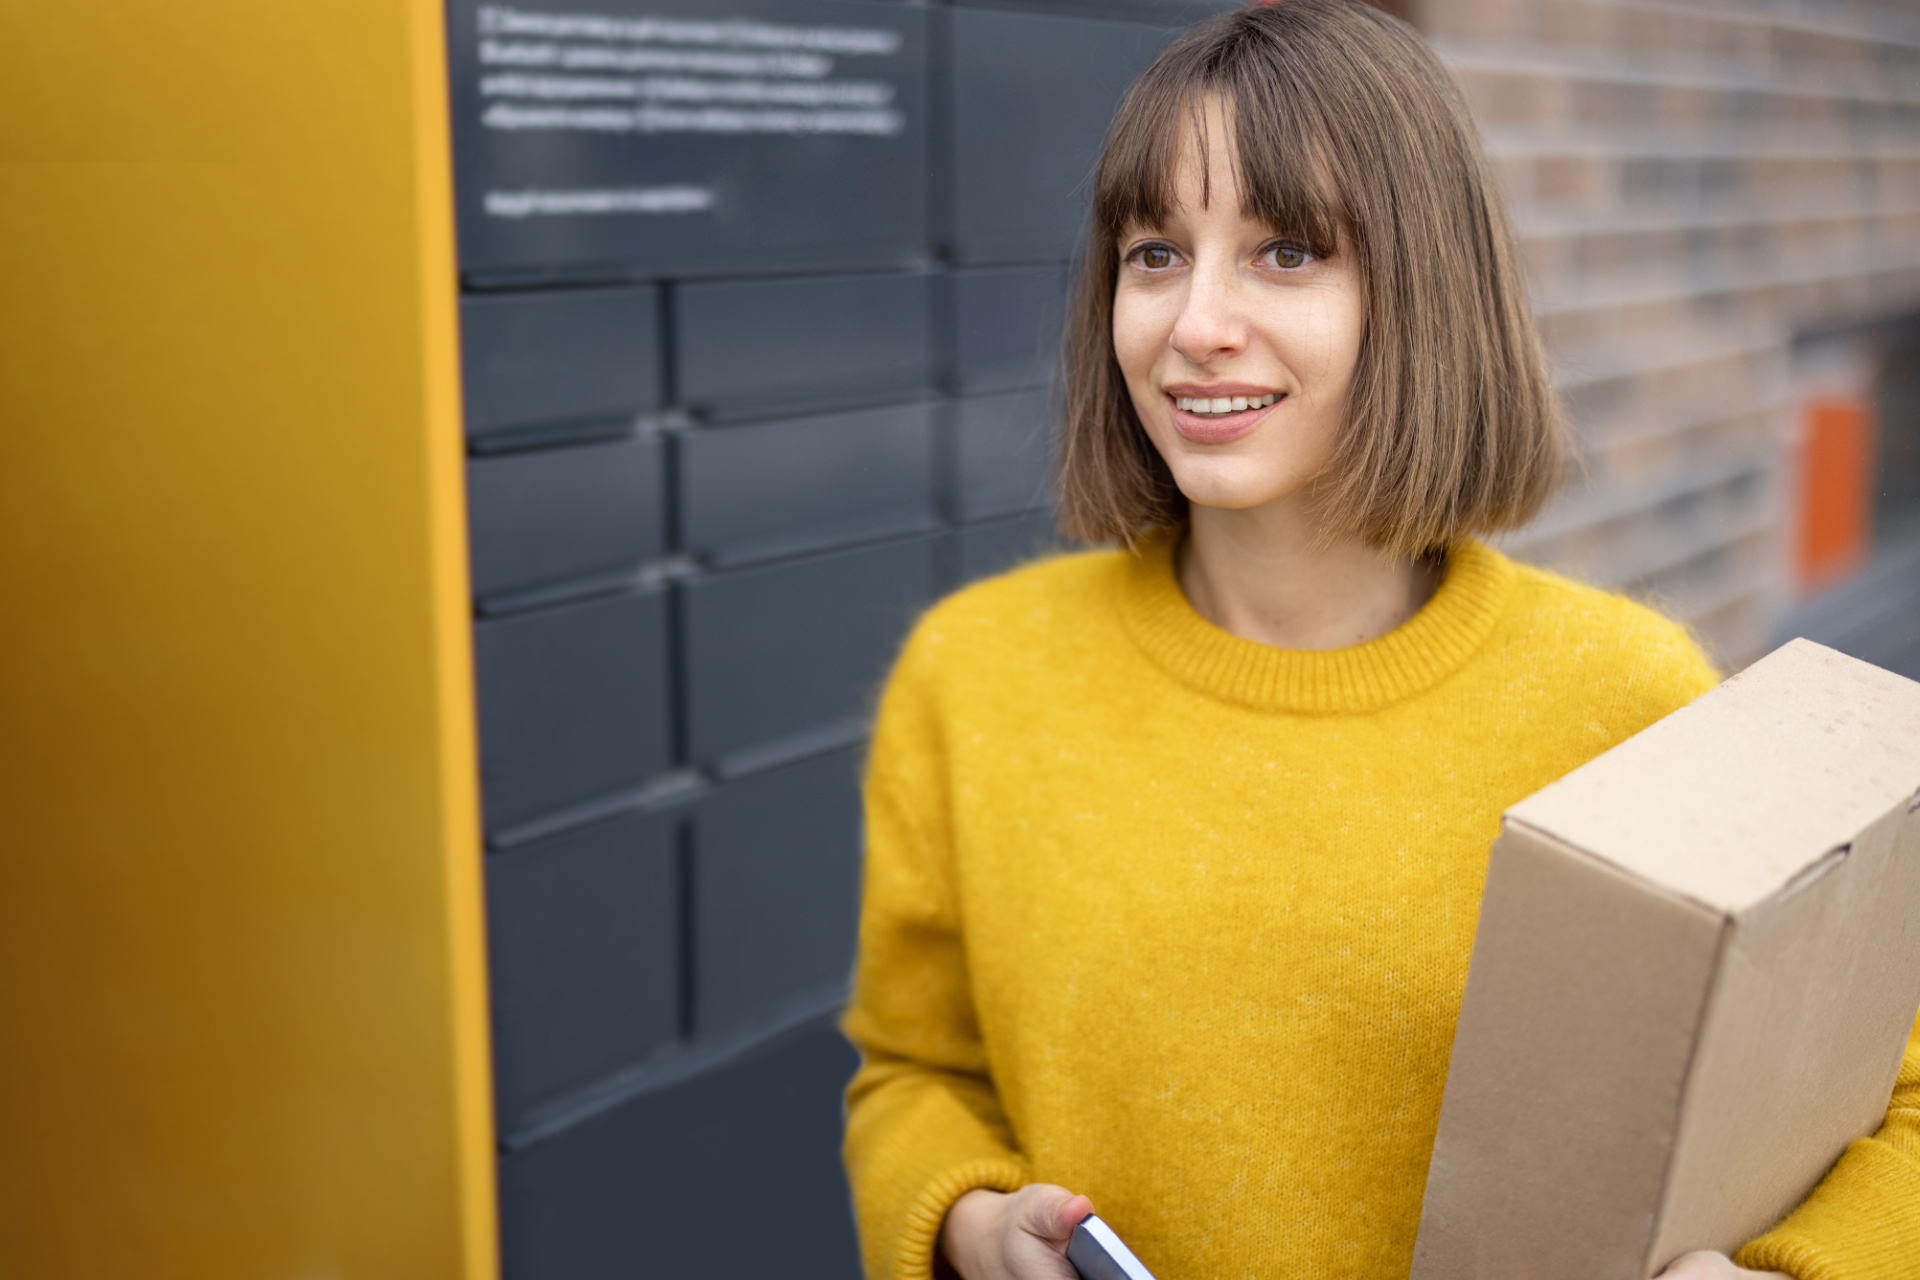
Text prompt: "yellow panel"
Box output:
[[0, 2, 497, 1276]]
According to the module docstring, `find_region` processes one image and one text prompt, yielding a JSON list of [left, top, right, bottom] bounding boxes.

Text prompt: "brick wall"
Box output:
[[1422, 0, 1920, 664]]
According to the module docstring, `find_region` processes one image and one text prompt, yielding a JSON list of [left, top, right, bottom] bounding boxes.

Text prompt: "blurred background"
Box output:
[[1425, 0, 1920, 675], [2, 0, 1916, 1277]]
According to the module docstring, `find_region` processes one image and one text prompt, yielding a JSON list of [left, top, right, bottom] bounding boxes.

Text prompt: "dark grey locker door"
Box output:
[[955, 511, 1065, 585], [691, 749, 862, 1043], [679, 401, 937, 566], [461, 287, 660, 439], [951, 8, 1173, 264], [446, 0, 930, 281], [952, 0, 1239, 21], [677, 271, 935, 422], [956, 263, 1070, 395], [475, 588, 673, 833], [957, 388, 1052, 521], [487, 809, 679, 1135], [499, 1016, 861, 1280], [681, 535, 936, 767], [468, 435, 665, 601]]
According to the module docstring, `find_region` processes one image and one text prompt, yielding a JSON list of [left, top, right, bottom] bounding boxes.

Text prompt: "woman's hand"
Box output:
[[1654, 1251, 1792, 1280], [939, 1184, 1094, 1280]]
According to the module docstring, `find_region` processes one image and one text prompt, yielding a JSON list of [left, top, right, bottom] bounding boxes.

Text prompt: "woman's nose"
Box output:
[[1168, 267, 1246, 365]]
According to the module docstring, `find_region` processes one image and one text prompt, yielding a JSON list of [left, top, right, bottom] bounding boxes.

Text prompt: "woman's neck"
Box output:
[[1176, 501, 1442, 652]]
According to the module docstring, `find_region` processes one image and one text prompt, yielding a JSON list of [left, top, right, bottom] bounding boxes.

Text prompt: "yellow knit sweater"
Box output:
[[842, 532, 1920, 1280]]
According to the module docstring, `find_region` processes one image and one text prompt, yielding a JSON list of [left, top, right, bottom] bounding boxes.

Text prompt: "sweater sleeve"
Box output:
[[841, 629, 1029, 1280], [1733, 1008, 1920, 1279]]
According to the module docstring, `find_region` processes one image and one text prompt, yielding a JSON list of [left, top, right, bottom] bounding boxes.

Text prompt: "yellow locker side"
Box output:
[[0, 2, 496, 1276]]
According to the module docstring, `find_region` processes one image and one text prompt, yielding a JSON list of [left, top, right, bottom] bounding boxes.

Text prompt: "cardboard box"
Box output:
[[1412, 639, 1920, 1280]]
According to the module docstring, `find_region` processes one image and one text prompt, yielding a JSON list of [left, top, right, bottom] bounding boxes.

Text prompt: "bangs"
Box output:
[[1093, 44, 1349, 261]]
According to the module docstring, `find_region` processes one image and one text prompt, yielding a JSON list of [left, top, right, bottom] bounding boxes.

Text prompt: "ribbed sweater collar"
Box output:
[[1114, 528, 1518, 715]]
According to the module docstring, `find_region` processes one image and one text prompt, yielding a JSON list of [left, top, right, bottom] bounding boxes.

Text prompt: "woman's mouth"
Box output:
[[1167, 391, 1283, 443]]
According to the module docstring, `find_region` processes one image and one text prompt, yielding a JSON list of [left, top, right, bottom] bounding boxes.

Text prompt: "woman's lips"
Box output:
[[1169, 394, 1284, 444]]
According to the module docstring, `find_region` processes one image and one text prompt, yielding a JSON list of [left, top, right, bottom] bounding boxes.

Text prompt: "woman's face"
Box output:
[[1112, 103, 1367, 518]]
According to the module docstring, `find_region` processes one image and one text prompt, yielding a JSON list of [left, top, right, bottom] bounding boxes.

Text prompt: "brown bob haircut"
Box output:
[[1057, 0, 1566, 557]]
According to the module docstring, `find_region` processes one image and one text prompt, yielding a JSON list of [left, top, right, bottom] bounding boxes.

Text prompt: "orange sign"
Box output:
[[1796, 395, 1876, 590]]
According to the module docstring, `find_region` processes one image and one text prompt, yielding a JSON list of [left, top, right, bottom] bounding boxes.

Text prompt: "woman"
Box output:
[[842, 4, 1918, 1278]]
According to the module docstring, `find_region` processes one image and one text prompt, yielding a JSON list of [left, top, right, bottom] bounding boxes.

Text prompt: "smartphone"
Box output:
[[1066, 1213, 1159, 1280]]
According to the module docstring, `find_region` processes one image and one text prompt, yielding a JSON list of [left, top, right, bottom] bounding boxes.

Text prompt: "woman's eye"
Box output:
[[1131, 244, 1177, 270], [1266, 241, 1312, 269]]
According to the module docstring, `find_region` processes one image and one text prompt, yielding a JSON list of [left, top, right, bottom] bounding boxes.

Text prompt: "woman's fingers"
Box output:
[[1653, 1251, 1791, 1280]]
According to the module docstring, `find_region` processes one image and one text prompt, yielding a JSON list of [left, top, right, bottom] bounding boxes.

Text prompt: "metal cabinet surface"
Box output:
[[955, 263, 1070, 394], [468, 435, 666, 600], [958, 388, 1053, 521], [955, 510, 1067, 585], [499, 1016, 860, 1280], [448, 0, 932, 283], [679, 401, 937, 564], [461, 286, 660, 440], [487, 809, 679, 1133], [680, 535, 936, 767], [474, 589, 674, 833], [691, 749, 862, 1042], [952, 0, 1236, 19], [951, 7, 1170, 263], [676, 270, 935, 422]]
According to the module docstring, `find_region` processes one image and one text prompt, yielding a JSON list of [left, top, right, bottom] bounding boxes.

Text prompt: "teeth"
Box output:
[[1175, 393, 1278, 414]]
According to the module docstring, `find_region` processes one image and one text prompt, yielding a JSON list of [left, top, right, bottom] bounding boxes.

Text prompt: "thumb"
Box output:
[[1016, 1186, 1096, 1247], [1054, 1194, 1096, 1241]]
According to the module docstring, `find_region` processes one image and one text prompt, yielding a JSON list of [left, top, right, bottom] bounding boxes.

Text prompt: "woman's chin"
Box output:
[[1172, 471, 1311, 515]]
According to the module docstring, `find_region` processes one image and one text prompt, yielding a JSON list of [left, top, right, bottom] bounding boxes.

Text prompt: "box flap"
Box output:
[[1507, 640, 1920, 914]]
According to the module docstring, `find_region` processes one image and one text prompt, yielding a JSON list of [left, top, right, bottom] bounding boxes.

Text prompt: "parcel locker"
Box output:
[[486, 809, 680, 1135], [678, 401, 938, 566], [680, 534, 937, 766], [691, 749, 863, 1043], [460, 286, 660, 440], [446, 0, 930, 282], [958, 388, 1054, 521], [955, 263, 1070, 394], [465, 2, 1175, 1273], [467, 435, 665, 601], [676, 271, 935, 423], [951, 8, 1173, 263], [475, 588, 674, 834], [956, 511, 1066, 585], [498, 1016, 861, 1280]]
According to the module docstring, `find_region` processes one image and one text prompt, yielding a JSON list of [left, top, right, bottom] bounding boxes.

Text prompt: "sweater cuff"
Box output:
[[893, 1156, 1032, 1280], [1733, 1137, 1920, 1279]]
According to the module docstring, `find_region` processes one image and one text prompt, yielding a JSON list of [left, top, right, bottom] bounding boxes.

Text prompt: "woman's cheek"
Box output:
[[1120, 275, 1190, 351], [1110, 292, 1159, 386]]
